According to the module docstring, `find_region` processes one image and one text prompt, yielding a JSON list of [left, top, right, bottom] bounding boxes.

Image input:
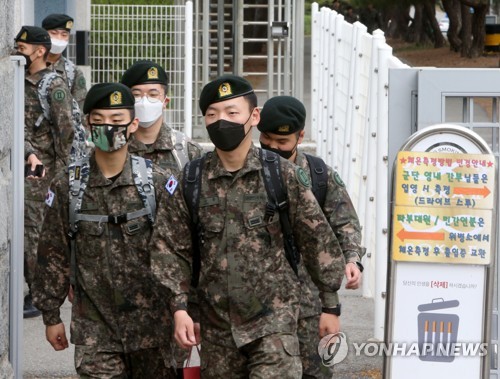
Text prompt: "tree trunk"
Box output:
[[423, 0, 446, 48], [408, 4, 424, 44], [460, 4, 472, 57], [386, 5, 411, 39], [442, 0, 462, 51], [470, 4, 488, 57]]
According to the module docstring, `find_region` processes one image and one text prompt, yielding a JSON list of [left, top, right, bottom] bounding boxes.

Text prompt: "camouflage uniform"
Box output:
[[33, 152, 176, 378], [128, 121, 203, 370], [24, 68, 75, 288], [50, 55, 87, 113], [128, 122, 203, 171], [151, 145, 346, 378], [295, 150, 364, 379]]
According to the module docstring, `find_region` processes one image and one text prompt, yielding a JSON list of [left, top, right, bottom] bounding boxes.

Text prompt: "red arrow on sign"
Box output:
[[397, 229, 445, 241], [453, 186, 490, 197]]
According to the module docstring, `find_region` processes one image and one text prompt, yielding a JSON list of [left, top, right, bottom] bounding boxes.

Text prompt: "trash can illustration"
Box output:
[[417, 298, 460, 362]]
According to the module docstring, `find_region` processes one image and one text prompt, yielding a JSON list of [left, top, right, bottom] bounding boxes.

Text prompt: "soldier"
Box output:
[[32, 83, 177, 378], [121, 60, 203, 170], [42, 14, 87, 112], [258, 95, 365, 378], [150, 75, 346, 378], [121, 59, 203, 375], [14, 26, 76, 318]]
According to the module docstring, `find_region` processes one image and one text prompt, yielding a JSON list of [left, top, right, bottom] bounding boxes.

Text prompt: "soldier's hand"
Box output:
[[319, 313, 340, 338], [46, 323, 69, 351], [344, 262, 361, 289], [174, 310, 197, 349], [26, 153, 46, 178]]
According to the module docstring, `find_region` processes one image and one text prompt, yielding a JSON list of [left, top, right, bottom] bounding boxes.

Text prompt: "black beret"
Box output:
[[258, 96, 306, 135], [42, 14, 74, 31], [15, 26, 51, 47], [121, 60, 169, 87], [83, 83, 135, 114], [199, 74, 254, 115]]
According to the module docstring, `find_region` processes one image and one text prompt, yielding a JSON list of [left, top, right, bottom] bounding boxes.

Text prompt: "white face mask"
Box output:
[[50, 38, 69, 55], [134, 96, 164, 128]]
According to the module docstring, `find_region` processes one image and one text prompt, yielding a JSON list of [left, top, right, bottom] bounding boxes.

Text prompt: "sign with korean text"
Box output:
[[392, 151, 495, 265]]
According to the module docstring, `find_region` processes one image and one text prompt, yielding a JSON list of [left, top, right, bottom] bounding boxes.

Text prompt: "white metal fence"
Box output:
[[311, 3, 408, 302], [89, 2, 193, 136]]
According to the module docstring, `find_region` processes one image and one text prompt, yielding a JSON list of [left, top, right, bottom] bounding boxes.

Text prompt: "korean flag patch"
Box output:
[[45, 189, 55, 207], [165, 175, 178, 195]]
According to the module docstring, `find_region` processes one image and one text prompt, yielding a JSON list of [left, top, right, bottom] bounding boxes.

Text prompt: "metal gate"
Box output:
[[191, 0, 304, 136], [88, 2, 193, 136], [389, 68, 500, 378]]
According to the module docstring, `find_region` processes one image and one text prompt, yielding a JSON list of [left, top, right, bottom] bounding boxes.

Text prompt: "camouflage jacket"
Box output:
[[33, 153, 176, 354], [25, 68, 75, 201], [151, 145, 345, 348], [128, 122, 203, 171], [50, 56, 87, 113], [296, 150, 364, 263], [295, 150, 364, 318]]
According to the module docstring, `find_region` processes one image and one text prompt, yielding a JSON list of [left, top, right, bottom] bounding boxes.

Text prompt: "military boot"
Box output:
[[23, 293, 41, 318]]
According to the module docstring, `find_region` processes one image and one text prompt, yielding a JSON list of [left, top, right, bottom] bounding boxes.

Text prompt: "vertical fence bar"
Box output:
[[184, 1, 193, 138]]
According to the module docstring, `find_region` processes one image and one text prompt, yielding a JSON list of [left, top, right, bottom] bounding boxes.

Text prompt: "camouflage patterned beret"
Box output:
[[199, 74, 254, 115], [83, 83, 135, 114], [121, 60, 169, 87], [42, 14, 74, 31], [15, 26, 51, 47], [258, 96, 306, 135]]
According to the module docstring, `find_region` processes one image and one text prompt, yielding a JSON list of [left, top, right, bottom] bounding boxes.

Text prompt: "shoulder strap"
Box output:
[[68, 156, 91, 286], [36, 71, 59, 127], [171, 129, 190, 170], [259, 149, 299, 276], [183, 155, 206, 288], [304, 153, 328, 208], [130, 155, 156, 224], [64, 58, 76, 90]]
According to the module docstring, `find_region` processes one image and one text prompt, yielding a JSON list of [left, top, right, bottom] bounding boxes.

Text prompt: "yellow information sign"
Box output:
[[392, 151, 495, 265]]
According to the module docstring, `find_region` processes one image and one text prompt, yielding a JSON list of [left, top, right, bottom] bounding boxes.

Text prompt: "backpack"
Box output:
[[182, 149, 299, 288], [36, 71, 88, 163], [67, 155, 156, 286], [304, 153, 329, 208]]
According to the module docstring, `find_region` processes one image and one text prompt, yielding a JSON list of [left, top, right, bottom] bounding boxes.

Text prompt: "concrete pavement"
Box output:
[[23, 283, 382, 378]]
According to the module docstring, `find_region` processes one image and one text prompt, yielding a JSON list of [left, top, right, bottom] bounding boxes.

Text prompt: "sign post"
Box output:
[[385, 125, 497, 379]]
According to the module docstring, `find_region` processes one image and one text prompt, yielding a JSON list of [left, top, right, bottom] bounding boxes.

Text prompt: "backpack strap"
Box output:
[[131, 155, 156, 224], [68, 157, 91, 286], [182, 155, 206, 288], [35, 72, 59, 128], [304, 153, 328, 208], [63, 58, 76, 90], [259, 148, 299, 276], [171, 129, 190, 170]]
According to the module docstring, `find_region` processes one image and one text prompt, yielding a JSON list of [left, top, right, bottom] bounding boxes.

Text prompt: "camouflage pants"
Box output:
[[298, 315, 335, 379], [24, 198, 45, 288], [200, 333, 302, 378], [74, 345, 177, 379]]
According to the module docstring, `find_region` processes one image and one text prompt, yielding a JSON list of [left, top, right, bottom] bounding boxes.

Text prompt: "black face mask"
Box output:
[[206, 113, 253, 152], [15, 51, 33, 69], [260, 138, 299, 160]]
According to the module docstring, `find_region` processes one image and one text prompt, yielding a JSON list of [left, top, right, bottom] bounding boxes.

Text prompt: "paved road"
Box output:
[[23, 284, 382, 378]]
